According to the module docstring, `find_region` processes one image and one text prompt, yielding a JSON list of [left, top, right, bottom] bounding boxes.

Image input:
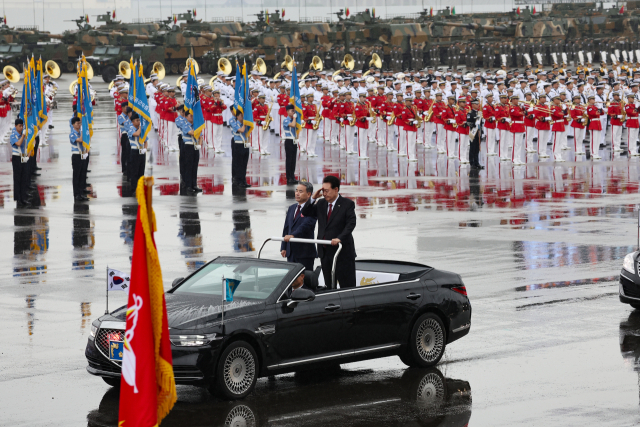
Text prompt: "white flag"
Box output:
[[108, 268, 130, 292]]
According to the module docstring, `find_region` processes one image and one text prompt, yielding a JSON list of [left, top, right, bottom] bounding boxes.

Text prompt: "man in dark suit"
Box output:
[[281, 182, 317, 272], [301, 175, 357, 289]]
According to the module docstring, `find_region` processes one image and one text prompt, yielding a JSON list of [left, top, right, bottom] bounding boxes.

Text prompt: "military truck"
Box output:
[[85, 44, 164, 82], [0, 42, 67, 71]]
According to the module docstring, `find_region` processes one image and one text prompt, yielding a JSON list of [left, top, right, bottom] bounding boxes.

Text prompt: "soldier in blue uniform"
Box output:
[[230, 109, 251, 187], [117, 102, 131, 174], [128, 112, 145, 189], [69, 116, 88, 202], [282, 105, 298, 184], [176, 108, 203, 195], [175, 106, 187, 189], [10, 118, 30, 208]]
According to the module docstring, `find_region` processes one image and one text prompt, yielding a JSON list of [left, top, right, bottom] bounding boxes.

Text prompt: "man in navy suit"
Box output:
[[281, 182, 318, 272]]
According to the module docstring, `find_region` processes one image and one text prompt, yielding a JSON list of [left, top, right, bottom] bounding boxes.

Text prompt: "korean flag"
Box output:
[[108, 268, 130, 292]]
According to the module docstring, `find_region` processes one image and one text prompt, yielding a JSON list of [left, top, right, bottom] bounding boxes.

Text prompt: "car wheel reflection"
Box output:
[[224, 403, 256, 427], [416, 371, 445, 410]]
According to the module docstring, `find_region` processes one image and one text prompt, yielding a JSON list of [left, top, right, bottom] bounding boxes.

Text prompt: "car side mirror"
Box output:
[[291, 288, 315, 302], [172, 277, 184, 287]]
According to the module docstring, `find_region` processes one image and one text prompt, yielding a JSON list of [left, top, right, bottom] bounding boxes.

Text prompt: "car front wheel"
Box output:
[[402, 313, 446, 368], [213, 340, 259, 400], [102, 377, 121, 387]]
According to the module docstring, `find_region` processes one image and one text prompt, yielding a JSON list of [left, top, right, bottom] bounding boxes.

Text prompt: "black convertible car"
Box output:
[[86, 252, 471, 399]]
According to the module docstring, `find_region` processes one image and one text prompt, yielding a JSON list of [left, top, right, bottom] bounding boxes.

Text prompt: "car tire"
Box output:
[[102, 66, 117, 83], [102, 377, 121, 387], [403, 313, 446, 368], [631, 303, 640, 310], [213, 340, 259, 400]]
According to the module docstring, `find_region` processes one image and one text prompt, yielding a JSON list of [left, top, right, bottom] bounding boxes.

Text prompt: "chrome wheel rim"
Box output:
[[224, 347, 256, 395], [416, 318, 444, 362], [416, 372, 445, 409], [225, 405, 256, 427]]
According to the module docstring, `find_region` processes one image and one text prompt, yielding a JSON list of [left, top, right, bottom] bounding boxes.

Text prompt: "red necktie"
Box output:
[[327, 203, 333, 221], [294, 205, 301, 219]]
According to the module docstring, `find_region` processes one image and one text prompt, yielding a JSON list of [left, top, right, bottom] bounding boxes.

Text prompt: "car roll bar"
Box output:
[[258, 237, 343, 289]]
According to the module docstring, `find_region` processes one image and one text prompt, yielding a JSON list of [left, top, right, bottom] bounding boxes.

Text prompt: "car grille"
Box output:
[[637, 259, 640, 275], [96, 328, 125, 366], [621, 275, 640, 299], [87, 354, 121, 374]]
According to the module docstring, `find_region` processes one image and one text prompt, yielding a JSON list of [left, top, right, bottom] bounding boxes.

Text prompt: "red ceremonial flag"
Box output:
[[112, 10, 115, 19], [620, 6, 625, 13], [517, 7, 520, 14], [173, 14, 177, 24], [346, 7, 350, 17], [282, 8, 285, 17], [532, 6, 536, 14], [85, 14, 89, 23], [118, 177, 177, 427], [430, 7, 433, 16], [194, 8, 197, 17], [3, 15, 6, 24]]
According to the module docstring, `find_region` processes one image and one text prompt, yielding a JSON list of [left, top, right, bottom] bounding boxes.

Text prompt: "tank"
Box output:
[[85, 44, 165, 82], [0, 41, 67, 70]]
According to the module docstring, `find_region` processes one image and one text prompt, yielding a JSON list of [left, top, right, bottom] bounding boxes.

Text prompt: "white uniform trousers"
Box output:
[[590, 130, 602, 158], [323, 117, 332, 141], [611, 125, 623, 151], [537, 129, 550, 157], [552, 131, 564, 161], [270, 105, 279, 133], [560, 127, 569, 149], [357, 127, 368, 158], [0, 114, 11, 141], [387, 125, 398, 151], [212, 123, 223, 152], [204, 121, 214, 148], [406, 129, 417, 161], [398, 127, 407, 155], [572, 127, 586, 154], [254, 126, 268, 154], [446, 129, 456, 158], [377, 120, 388, 146], [149, 97, 158, 129], [332, 121, 340, 145], [279, 115, 286, 141], [423, 122, 435, 148], [159, 119, 167, 146], [368, 118, 377, 142], [251, 126, 261, 151], [305, 128, 317, 155], [436, 123, 446, 153], [167, 121, 178, 150], [485, 127, 497, 155], [525, 126, 536, 152], [599, 115, 607, 147], [511, 132, 524, 164], [346, 125, 356, 153], [458, 133, 469, 163], [499, 129, 510, 160], [628, 127, 639, 156]]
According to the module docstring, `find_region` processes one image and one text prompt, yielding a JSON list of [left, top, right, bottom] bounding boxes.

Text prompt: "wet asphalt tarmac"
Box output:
[[1, 75, 640, 426]]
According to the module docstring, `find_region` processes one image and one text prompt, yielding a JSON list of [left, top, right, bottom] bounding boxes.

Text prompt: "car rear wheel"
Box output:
[[402, 313, 446, 368], [102, 377, 120, 387], [213, 340, 258, 400]]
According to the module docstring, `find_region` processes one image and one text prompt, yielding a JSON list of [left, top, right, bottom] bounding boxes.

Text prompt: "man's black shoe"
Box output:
[[35, 167, 42, 171], [287, 179, 299, 185], [48, 125, 54, 129], [86, 170, 91, 173], [16, 201, 29, 208], [31, 172, 41, 177], [193, 187, 203, 193], [242, 182, 252, 188], [83, 189, 91, 195], [75, 195, 89, 202]]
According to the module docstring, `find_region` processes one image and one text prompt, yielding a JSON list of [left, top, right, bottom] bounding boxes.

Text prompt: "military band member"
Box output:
[[534, 94, 552, 158], [550, 96, 566, 162], [626, 93, 640, 156], [523, 92, 537, 153], [343, 91, 356, 153], [230, 109, 252, 187], [495, 94, 511, 161], [509, 95, 526, 165], [301, 93, 318, 156], [586, 95, 603, 160], [366, 87, 378, 144], [117, 102, 131, 174], [177, 108, 204, 195], [608, 92, 624, 152], [569, 95, 587, 155], [210, 89, 226, 153], [483, 93, 498, 156], [393, 92, 406, 152], [11, 118, 30, 207], [442, 94, 457, 158], [128, 112, 145, 189], [355, 92, 371, 159], [454, 97, 470, 163], [421, 87, 435, 149], [277, 85, 289, 139], [399, 97, 417, 160], [252, 94, 270, 155], [379, 91, 395, 150]]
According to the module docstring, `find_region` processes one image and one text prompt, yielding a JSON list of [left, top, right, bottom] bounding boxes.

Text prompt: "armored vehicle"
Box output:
[[85, 44, 164, 82], [0, 42, 67, 71]]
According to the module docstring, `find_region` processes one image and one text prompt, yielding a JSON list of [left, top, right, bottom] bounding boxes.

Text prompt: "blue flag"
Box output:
[[35, 58, 47, 127], [184, 59, 205, 139], [290, 64, 303, 137], [223, 278, 241, 302], [78, 57, 93, 151], [233, 59, 243, 115], [132, 60, 152, 143], [22, 58, 39, 156], [242, 61, 254, 134]]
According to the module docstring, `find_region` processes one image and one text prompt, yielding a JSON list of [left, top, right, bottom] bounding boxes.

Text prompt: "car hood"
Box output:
[[105, 292, 266, 331]]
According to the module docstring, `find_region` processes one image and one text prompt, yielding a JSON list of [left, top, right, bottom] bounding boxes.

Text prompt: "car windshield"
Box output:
[[9, 45, 22, 53], [173, 261, 293, 301], [106, 47, 120, 55], [0, 46, 9, 52], [93, 47, 107, 55]]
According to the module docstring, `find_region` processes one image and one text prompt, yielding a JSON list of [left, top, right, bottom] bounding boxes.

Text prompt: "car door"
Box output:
[[269, 289, 345, 367], [348, 279, 425, 351]]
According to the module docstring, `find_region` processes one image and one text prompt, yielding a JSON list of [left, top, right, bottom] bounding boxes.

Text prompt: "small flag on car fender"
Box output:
[[107, 268, 130, 291], [118, 178, 176, 427], [223, 278, 241, 302]]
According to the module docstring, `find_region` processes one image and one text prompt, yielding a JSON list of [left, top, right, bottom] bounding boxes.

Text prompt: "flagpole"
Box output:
[[221, 276, 225, 333], [105, 265, 109, 314]]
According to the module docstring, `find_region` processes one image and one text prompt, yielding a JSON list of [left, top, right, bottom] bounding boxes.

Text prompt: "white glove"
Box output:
[[367, 117, 374, 121], [293, 113, 297, 119], [386, 116, 391, 120], [449, 119, 455, 124], [311, 120, 316, 125], [413, 120, 418, 124], [506, 118, 511, 123], [618, 115, 623, 119], [339, 118, 343, 122], [528, 108, 534, 112]]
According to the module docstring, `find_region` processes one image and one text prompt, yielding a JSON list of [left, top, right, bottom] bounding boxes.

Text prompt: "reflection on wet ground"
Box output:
[[87, 366, 471, 427], [3, 77, 640, 426]]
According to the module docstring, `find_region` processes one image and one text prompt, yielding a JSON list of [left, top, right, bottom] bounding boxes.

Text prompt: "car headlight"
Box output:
[[623, 252, 637, 275], [170, 333, 217, 347], [90, 324, 97, 338]]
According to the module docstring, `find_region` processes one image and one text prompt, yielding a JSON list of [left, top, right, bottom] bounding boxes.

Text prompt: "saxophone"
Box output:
[[349, 108, 357, 126], [312, 105, 323, 130], [412, 105, 423, 129], [262, 103, 273, 131]]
